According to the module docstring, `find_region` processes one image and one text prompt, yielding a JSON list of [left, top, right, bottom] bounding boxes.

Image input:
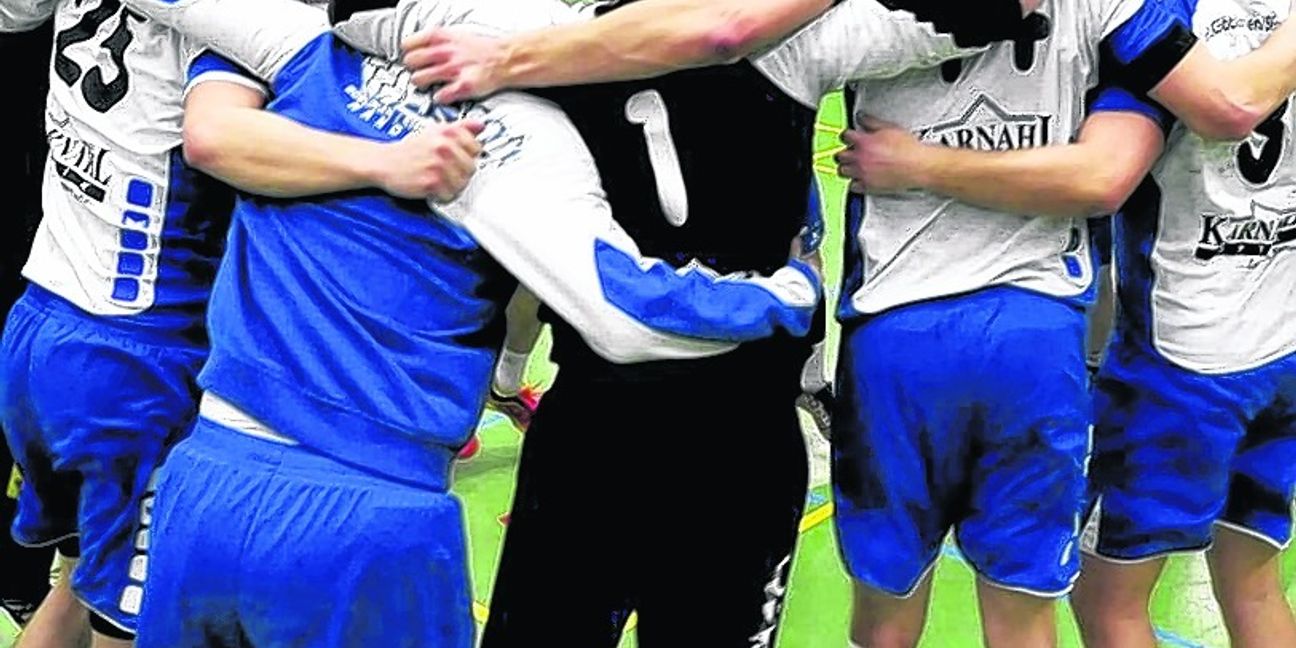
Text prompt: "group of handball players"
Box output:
[[2, 0, 1296, 646]]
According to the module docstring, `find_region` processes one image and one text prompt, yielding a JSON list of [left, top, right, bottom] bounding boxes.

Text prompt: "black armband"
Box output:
[[1100, 21, 1198, 96]]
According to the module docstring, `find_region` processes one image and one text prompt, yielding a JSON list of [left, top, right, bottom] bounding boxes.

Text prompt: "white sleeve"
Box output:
[[438, 92, 822, 365], [119, 0, 328, 84], [333, 0, 580, 60], [183, 49, 269, 101], [0, 0, 55, 32], [1088, 0, 1146, 41], [753, 0, 983, 107]]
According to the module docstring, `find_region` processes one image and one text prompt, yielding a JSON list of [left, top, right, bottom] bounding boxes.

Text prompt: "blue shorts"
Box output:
[[0, 285, 204, 632], [833, 287, 1091, 597], [1087, 340, 1296, 560], [136, 417, 474, 648]]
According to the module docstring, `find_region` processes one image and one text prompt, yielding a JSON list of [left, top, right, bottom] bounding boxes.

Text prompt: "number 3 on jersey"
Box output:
[[625, 90, 690, 227], [1237, 99, 1289, 186], [54, 0, 143, 113]]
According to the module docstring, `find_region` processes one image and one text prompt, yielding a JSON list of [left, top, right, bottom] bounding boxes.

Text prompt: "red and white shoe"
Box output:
[[487, 385, 543, 431]]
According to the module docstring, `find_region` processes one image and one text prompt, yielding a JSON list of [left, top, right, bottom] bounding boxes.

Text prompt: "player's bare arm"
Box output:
[[400, 0, 835, 102], [402, 0, 1043, 104], [836, 111, 1166, 218], [184, 80, 484, 201], [0, 0, 55, 32], [1149, 16, 1296, 140]]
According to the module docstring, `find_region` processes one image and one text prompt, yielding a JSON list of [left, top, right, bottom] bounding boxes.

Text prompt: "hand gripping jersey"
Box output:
[[527, 0, 987, 376], [1105, 0, 1296, 374], [118, 0, 831, 488], [838, 0, 1194, 319], [1, 0, 232, 340]]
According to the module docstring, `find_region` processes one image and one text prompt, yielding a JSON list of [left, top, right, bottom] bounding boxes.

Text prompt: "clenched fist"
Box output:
[[375, 120, 485, 202]]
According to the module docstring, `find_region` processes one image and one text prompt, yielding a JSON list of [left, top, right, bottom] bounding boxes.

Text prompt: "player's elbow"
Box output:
[[181, 118, 226, 172], [582, 326, 655, 365], [1074, 169, 1141, 218], [1089, 176, 1139, 217], [1191, 93, 1264, 141], [690, 8, 769, 64], [703, 20, 760, 62]]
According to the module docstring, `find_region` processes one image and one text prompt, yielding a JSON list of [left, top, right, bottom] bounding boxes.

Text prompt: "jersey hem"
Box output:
[[200, 354, 457, 492]]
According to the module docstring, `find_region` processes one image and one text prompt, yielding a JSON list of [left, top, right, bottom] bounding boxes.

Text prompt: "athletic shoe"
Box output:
[[797, 385, 836, 442], [1, 598, 36, 629], [487, 386, 542, 431]]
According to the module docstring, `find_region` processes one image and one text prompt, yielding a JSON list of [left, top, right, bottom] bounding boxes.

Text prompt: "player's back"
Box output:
[[25, 0, 232, 341], [1117, 0, 1296, 374], [840, 0, 1141, 319], [198, 35, 516, 488], [541, 60, 819, 378]]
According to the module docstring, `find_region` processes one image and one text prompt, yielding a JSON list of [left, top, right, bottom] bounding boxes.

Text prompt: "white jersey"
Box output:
[[840, 0, 1155, 316], [1124, 0, 1296, 373], [3, 0, 229, 332]]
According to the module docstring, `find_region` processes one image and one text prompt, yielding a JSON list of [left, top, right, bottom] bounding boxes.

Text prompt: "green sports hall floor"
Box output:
[[5, 94, 1295, 648]]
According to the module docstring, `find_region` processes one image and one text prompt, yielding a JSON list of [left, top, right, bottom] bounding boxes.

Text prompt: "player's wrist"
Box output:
[[494, 35, 529, 91], [905, 145, 941, 191], [354, 140, 393, 191]]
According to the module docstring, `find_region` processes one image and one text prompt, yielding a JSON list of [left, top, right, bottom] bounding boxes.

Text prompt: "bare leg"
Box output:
[[1208, 525, 1296, 648], [976, 579, 1057, 648], [494, 287, 543, 396], [1070, 554, 1164, 648], [849, 575, 932, 648], [17, 555, 89, 648]]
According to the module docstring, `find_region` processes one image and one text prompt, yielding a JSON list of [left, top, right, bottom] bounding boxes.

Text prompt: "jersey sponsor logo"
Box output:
[[1196, 201, 1296, 260], [344, 56, 460, 138], [344, 57, 525, 168], [46, 108, 115, 204], [918, 94, 1052, 152], [1203, 12, 1282, 40]]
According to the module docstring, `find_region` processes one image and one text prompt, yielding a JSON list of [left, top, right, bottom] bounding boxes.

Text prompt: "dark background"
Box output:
[[1, 22, 55, 609]]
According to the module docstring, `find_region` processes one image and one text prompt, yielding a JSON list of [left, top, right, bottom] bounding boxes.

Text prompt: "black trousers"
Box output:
[[482, 357, 809, 648]]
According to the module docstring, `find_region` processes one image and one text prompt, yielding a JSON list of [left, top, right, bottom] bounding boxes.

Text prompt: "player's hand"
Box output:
[[402, 28, 509, 104], [834, 117, 928, 196], [375, 120, 485, 202]]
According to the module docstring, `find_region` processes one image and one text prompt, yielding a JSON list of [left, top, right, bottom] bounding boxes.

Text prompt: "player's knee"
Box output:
[[1209, 560, 1283, 612], [849, 624, 922, 648], [850, 586, 926, 648], [1208, 528, 1284, 605]]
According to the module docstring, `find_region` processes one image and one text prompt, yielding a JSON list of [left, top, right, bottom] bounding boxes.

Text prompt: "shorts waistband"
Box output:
[[16, 284, 205, 349], [185, 416, 450, 493]]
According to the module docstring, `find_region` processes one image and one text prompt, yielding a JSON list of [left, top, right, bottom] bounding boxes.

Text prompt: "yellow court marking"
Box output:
[[799, 503, 834, 534], [814, 146, 845, 161]]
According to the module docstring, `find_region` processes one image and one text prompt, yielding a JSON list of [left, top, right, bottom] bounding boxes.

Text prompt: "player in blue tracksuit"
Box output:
[[115, 0, 822, 645]]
